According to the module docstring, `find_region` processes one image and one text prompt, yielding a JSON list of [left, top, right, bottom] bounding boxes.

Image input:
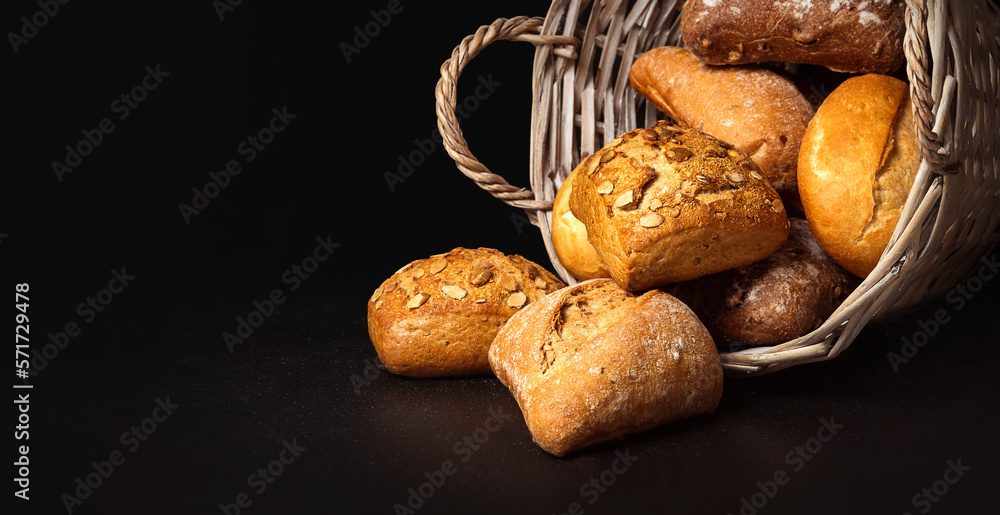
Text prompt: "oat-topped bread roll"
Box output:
[[798, 74, 919, 277], [681, 0, 906, 74], [552, 163, 611, 281], [489, 279, 723, 457], [367, 247, 565, 377], [667, 219, 855, 348], [569, 121, 790, 290], [629, 46, 814, 212]]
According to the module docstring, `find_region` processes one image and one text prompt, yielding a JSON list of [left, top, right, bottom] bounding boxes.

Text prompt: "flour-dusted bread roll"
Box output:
[[552, 163, 611, 281], [667, 219, 855, 348], [681, 0, 906, 74], [569, 121, 789, 290], [797, 74, 919, 278], [367, 247, 565, 377], [629, 46, 814, 211], [488, 279, 723, 457]]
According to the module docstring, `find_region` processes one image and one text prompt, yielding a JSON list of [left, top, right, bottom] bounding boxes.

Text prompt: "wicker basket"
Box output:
[[435, 0, 1000, 376]]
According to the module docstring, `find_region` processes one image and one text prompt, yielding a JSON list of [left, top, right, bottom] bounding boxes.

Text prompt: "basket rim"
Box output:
[[434, 0, 1000, 376]]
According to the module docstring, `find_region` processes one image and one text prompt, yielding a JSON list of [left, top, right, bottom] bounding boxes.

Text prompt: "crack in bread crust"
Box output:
[[541, 281, 631, 375]]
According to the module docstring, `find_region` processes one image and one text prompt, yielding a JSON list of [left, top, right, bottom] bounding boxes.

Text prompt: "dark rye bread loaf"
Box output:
[[666, 219, 855, 348], [568, 121, 789, 290], [488, 279, 723, 457], [367, 247, 565, 377], [681, 0, 906, 74]]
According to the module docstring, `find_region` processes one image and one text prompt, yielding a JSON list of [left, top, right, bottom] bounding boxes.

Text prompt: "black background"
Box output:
[[2, 1, 998, 514]]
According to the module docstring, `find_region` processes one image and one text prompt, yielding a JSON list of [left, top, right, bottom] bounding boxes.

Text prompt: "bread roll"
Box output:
[[629, 46, 814, 211], [367, 247, 565, 377], [797, 74, 919, 277], [552, 163, 611, 280], [681, 0, 906, 74], [569, 121, 790, 290], [666, 219, 855, 348], [488, 279, 723, 457]]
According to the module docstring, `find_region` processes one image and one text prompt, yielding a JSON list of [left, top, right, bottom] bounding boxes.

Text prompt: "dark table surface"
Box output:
[[3, 1, 999, 514]]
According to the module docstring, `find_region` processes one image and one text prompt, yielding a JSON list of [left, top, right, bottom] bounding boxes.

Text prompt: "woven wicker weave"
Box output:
[[435, 0, 1000, 376]]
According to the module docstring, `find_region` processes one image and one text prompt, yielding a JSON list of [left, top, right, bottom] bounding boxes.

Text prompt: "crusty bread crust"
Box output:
[[797, 74, 919, 277], [568, 122, 790, 290], [367, 247, 565, 377], [629, 46, 814, 211], [681, 0, 906, 74], [667, 219, 855, 348], [552, 163, 612, 280], [488, 279, 723, 457]]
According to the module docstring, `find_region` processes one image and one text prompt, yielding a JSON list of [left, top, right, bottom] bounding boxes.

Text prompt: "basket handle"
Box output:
[[435, 16, 580, 211]]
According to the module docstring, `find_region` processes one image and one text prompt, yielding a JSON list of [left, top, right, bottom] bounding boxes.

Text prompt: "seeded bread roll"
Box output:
[[666, 219, 855, 349], [488, 279, 723, 457], [629, 46, 814, 212], [367, 247, 565, 377], [568, 121, 790, 290], [681, 0, 906, 74], [552, 163, 612, 280], [797, 74, 919, 277]]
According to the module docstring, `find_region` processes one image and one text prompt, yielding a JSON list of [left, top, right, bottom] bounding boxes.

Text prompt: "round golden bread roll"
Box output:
[[797, 74, 920, 278], [552, 163, 611, 281], [367, 247, 566, 377], [569, 121, 790, 290]]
